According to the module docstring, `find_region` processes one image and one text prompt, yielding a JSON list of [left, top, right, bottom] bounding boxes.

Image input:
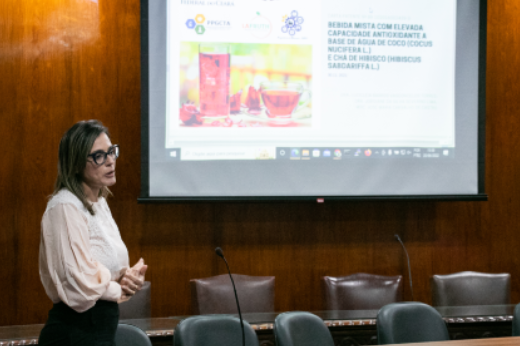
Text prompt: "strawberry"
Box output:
[[179, 102, 202, 125], [230, 91, 242, 114], [245, 86, 262, 112]]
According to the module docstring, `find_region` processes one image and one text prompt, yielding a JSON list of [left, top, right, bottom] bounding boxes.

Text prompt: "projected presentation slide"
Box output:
[[166, 0, 455, 161], [144, 0, 482, 198]]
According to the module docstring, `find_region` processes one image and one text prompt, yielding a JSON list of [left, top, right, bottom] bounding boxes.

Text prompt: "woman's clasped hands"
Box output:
[[118, 258, 148, 303]]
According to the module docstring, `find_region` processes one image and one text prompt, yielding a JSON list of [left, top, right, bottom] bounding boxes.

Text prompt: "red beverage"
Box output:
[[199, 52, 230, 117], [261, 90, 301, 118]]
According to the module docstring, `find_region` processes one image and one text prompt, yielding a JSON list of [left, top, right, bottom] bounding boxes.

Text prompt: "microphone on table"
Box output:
[[394, 234, 414, 301], [215, 247, 245, 346]]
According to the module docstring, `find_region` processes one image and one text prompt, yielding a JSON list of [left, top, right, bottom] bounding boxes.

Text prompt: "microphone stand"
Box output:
[[216, 247, 245, 346], [395, 234, 414, 301]]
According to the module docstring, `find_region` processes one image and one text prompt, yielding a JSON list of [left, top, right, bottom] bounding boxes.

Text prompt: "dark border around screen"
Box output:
[[140, 0, 150, 199], [139, 0, 488, 203], [477, 0, 487, 195], [138, 195, 488, 203]]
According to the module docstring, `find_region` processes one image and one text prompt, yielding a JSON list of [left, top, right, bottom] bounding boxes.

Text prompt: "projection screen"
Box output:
[[140, 0, 487, 201]]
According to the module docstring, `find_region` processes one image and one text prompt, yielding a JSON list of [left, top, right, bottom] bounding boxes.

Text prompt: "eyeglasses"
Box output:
[[87, 145, 120, 165]]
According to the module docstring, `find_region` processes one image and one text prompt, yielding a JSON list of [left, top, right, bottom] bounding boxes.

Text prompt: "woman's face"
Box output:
[[82, 133, 117, 193]]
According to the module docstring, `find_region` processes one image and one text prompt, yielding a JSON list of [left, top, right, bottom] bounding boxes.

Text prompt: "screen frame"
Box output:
[[139, 0, 488, 203]]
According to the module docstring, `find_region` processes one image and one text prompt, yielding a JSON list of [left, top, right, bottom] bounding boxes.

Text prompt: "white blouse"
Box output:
[[39, 189, 129, 313]]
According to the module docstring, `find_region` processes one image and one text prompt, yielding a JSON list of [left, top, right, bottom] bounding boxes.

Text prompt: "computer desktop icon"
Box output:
[[291, 149, 300, 157], [323, 150, 331, 157]]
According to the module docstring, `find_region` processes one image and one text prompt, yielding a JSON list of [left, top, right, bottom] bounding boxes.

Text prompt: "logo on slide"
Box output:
[[242, 12, 272, 38], [186, 14, 232, 34], [186, 14, 206, 35], [281, 10, 304, 36]]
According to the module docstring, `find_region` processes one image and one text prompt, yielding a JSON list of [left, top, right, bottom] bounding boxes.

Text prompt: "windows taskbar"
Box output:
[[164, 147, 455, 161]]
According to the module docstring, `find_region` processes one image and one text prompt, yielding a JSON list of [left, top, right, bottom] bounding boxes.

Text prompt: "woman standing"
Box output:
[[38, 120, 147, 346]]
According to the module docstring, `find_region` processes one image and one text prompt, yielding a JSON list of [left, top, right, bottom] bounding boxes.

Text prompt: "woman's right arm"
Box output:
[[40, 203, 123, 312]]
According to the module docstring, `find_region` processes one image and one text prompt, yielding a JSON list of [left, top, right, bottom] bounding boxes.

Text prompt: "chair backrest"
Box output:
[[115, 324, 152, 346], [431, 271, 510, 306], [190, 274, 275, 314], [274, 311, 334, 346], [119, 281, 151, 319], [322, 273, 403, 310], [513, 303, 520, 336], [173, 315, 260, 346], [377, 302, 450, 345]]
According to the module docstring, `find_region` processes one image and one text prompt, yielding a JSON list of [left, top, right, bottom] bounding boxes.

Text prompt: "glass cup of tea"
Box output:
[[259, 81, 311, 119], [199, 43, 230, 117]]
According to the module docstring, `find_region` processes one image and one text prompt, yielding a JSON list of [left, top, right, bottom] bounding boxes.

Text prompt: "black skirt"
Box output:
[[38, 300, 119, 346]]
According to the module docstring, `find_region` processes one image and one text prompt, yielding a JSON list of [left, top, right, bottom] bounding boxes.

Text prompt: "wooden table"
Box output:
[[0, 305, 516, 345], [0, 318, 180, 346], [386, 337, 520, 346]]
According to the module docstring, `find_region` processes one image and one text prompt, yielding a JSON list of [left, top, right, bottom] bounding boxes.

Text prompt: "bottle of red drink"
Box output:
[[199, 43, 230, 117]]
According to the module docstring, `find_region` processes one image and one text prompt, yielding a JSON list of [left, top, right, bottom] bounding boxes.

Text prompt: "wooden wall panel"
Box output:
[[1, 0, 520, 327]]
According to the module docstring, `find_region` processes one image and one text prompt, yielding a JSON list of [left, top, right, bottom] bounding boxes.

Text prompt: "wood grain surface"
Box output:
[[1, 0, 520, 327], [387, 337, 520, 346]]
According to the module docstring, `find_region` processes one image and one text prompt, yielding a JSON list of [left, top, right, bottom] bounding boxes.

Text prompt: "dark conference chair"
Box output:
[[190, 274, 274, 314], [322, 273, 403, 310], [512, 303, 520, 336], [377, 302, 450, 345], [431, 271, 510, 306], [115, 324, 152, 346], [274, 312, 334, 346], [173, 315, 260, 346], [119, 281, 151, 319]]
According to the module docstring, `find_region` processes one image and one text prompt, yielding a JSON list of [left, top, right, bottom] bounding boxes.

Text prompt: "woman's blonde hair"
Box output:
[[53, 120, 112, 215]]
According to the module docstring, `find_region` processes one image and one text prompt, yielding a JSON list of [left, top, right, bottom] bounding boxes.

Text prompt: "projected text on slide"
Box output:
[[166, 0, 456, 161]]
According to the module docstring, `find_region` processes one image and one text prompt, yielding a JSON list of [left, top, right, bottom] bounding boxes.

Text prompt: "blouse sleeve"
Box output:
[[40, 202, 122, 312]]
